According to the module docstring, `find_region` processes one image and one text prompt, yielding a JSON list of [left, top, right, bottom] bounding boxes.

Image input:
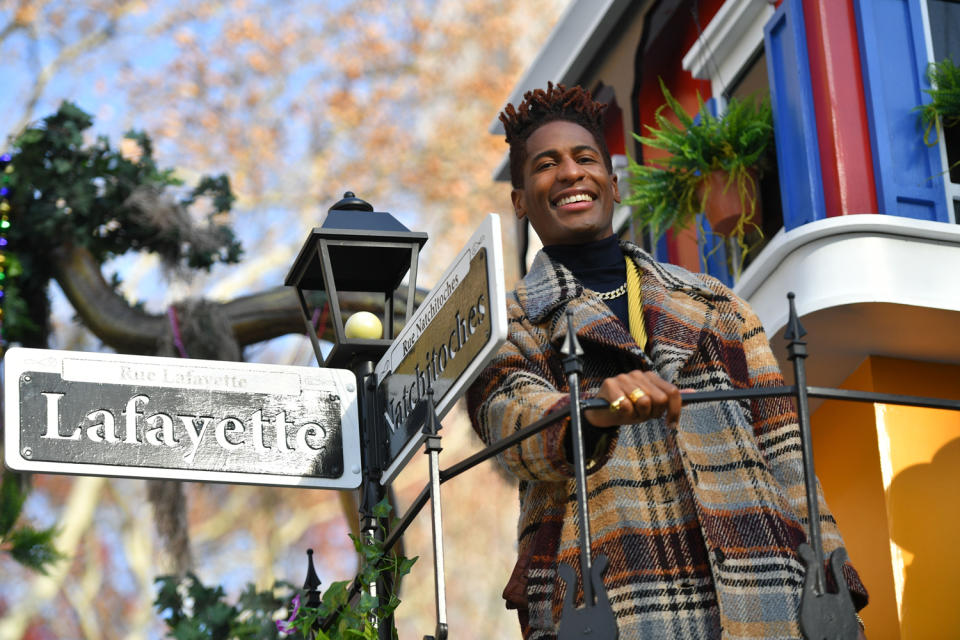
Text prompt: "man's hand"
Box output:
[[584, 370, 681, 428]]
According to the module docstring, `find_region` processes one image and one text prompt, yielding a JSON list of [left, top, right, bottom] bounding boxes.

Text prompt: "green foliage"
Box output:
[[0, 469, 64, 574], [1, 101, 242, 345], [285, 498, 416, 640], [153, 499, 417, 640], [154, 573, 293, 640], [624, 78, 774, 240], [0, 253, 38, 338], [6, 526, 62, 571], [919, 58, 960, 145], [0, 469, 28, 535]]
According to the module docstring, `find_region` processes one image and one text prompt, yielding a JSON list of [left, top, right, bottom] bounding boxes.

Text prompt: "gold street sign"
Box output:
[[375, 214, 506, 484]]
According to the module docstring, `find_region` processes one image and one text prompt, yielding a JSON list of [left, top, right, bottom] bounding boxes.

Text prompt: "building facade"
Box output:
[[492, 1, 960, 637]]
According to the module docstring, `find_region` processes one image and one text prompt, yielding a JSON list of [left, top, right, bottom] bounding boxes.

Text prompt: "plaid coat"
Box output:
[[467, 242, 867, 639]]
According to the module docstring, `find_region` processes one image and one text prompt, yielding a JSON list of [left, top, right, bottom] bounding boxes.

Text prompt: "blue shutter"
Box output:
[[764, 0, 826, 229], [653, 232, 669, 264], [698, 213, 734, 287], [854, 0, 948, 221]]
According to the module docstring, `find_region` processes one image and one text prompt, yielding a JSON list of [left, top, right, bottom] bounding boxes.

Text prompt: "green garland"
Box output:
[[285, 498, 416, 639], [0, 102, 242, 347], [154, 574, 295, 640], [153, 499, 416, 640], [0, 470, 64, 574]]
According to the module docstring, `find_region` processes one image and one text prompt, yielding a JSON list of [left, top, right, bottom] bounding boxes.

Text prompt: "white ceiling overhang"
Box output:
[[736, 215, 960, 391]]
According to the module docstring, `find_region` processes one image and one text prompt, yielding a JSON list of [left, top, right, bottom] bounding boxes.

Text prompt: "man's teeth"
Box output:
[[556, 193, 594, 206]]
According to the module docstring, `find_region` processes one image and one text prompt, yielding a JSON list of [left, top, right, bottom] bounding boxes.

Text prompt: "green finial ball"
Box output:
[[344, 311, 383, 340]]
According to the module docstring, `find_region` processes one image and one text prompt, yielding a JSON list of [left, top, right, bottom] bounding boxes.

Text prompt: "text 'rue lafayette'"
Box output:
[[37, 392, 331, 464]]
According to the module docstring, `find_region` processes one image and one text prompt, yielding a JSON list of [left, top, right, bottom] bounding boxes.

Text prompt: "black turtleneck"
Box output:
[[543, 234, 629, 328]]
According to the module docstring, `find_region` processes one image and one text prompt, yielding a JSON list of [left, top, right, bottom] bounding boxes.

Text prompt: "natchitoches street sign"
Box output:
[[375, 213, 507, 484], [3, 348, 362, 489]]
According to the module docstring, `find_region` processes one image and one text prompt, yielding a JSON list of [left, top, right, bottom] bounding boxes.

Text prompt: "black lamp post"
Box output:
[[285, 191, 427, 370], [285, 192, 426, 639]]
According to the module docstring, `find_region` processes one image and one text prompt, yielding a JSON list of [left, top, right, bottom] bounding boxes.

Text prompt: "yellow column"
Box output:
[[810, 356, 960, 640]]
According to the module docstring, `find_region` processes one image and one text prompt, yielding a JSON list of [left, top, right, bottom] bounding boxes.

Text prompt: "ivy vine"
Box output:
[[0, 470, 64, 574], [153, 499, 416, 640]]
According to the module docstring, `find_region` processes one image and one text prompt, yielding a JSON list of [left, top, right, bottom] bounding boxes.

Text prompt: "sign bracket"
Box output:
[[421, 389, 449, 640]]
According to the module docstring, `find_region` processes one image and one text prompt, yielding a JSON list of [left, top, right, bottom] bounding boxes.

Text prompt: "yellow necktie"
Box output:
[[625, 256, 647, 350]]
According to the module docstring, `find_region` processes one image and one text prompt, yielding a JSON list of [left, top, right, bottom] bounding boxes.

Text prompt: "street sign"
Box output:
[[3, 348, 362, 489], [375, 213, 506, 484]]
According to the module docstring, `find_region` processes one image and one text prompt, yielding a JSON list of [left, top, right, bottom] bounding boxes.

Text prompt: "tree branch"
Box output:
[[14, 1, 139, 133], [51, 244, 424, 354], [0, 477, 107, 639], [51, 245, 166, 354], [0, 19, 20, 46]]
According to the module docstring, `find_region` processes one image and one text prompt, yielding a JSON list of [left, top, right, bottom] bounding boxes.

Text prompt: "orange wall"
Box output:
[[811, 357, 960, 639]]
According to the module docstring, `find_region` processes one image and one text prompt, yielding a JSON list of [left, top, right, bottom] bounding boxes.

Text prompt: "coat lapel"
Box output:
[[516, 243, 722, 383], [621, 243, 721, 384], [516, 249, 649, 368]]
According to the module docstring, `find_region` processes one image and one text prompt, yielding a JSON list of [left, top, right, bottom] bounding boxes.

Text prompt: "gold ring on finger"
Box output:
[[628, 388, 646, 404], [608, 395, 627, 412]]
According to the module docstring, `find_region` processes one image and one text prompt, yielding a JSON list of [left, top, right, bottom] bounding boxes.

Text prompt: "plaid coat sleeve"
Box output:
[[467, 294, 575, 483], [467, 294, 618, 483]]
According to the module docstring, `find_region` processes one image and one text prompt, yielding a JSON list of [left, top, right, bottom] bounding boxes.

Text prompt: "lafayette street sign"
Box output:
[[375, 214, 506, 484], [3, 348, 362, 489]]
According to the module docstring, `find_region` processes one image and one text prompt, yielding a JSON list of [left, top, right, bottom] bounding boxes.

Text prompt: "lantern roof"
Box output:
[[285, 192, 428, 293]]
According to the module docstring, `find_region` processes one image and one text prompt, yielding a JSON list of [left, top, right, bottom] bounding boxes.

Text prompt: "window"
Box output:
[[723, 49, 783, 266], [682, 0, 782, 280], [923, 0, 960, 219]]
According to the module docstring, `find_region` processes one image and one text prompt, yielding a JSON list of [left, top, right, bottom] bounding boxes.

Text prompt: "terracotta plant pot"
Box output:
[[696, 169, 762, 237]]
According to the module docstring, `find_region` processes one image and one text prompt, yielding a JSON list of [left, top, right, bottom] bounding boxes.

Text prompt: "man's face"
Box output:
[[511, 120, 620, 246]]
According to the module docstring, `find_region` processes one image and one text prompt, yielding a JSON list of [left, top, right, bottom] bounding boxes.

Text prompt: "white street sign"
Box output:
[[4, 348, 362, 489]]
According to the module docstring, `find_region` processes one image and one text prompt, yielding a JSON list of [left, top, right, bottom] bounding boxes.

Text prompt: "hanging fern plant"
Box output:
[[624, 78, 774, 278]]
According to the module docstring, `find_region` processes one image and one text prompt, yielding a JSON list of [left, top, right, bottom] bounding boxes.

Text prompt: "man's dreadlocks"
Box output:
[[500, 82, 611, 189]]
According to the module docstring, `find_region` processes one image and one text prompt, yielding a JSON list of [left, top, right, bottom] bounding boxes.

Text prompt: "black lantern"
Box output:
[[285, 192, 427, 369]]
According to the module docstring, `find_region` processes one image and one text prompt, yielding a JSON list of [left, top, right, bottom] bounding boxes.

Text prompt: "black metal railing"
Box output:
[[311, 293, 960, 639]]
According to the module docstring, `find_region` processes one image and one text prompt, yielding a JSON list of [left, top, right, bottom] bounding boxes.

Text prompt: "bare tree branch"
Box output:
[[51, 243, 423, 354], [51, 244, 166, 354], [0, 0, 53, 47], [0, 477, 107, 638], [14, 2, 140, 132], [0, 19, 21, 45]]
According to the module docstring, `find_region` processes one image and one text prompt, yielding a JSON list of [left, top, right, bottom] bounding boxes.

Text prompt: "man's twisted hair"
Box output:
[[500, 82, 611, 188]]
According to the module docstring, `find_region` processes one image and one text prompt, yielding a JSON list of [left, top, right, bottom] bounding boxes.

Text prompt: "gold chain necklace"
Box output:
[[593, 283, 626, 300]]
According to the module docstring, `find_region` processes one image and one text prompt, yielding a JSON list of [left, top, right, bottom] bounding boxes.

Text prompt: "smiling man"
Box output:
[[467, 84, 868, 639]]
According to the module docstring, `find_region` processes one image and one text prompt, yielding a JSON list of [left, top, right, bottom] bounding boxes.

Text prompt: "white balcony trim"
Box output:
[[733, 214, 960, 335]]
